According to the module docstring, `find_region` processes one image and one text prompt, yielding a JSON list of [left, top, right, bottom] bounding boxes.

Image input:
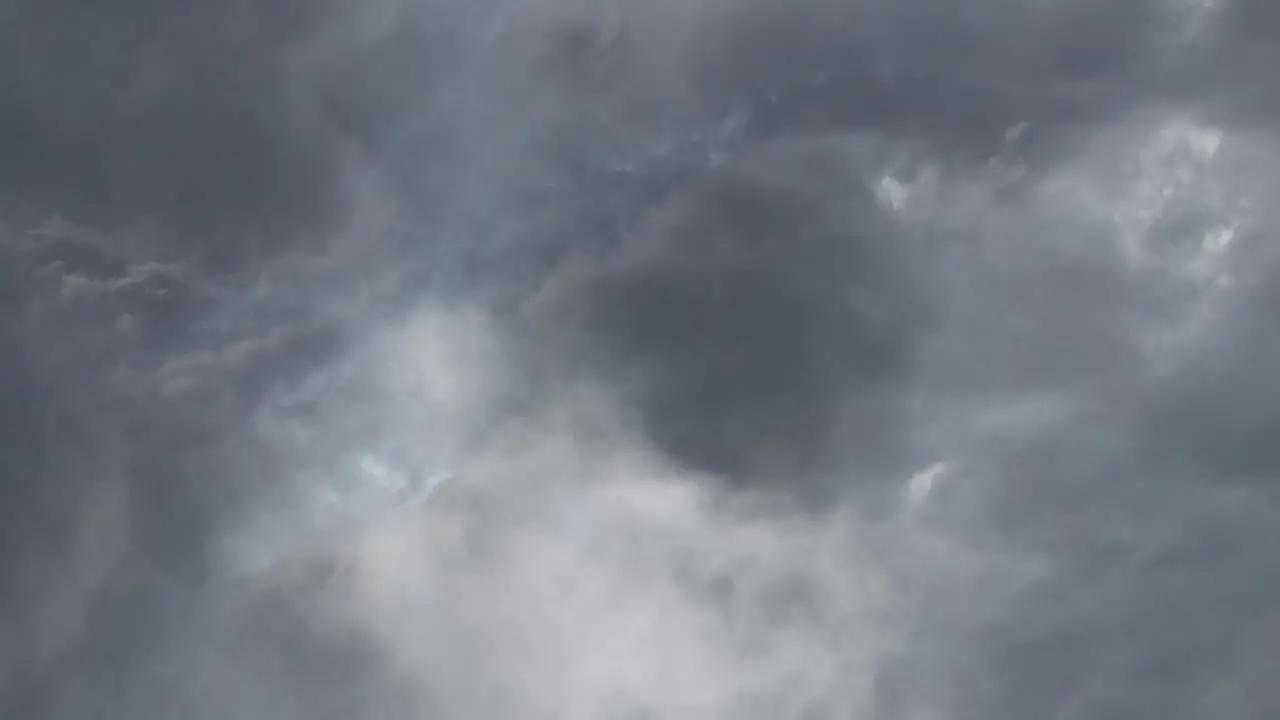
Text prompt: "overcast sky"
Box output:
[[3, 1, 1280, 719]]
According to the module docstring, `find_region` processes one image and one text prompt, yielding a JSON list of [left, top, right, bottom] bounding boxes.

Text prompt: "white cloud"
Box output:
[[905, 462, 948, 510], [241, 304, 899, 720]]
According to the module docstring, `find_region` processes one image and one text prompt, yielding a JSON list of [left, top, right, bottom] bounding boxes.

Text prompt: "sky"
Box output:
[[2, 1, 1280, 718]]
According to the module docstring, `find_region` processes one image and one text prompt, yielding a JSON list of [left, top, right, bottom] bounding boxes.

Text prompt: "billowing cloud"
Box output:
[[3, 1, 1280, 719]]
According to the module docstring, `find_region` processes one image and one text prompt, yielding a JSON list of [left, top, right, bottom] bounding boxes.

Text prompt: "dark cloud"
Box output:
[[0, 0, 450, 271], [520, 136, 925, 502], [4, 0, 1280, 719]]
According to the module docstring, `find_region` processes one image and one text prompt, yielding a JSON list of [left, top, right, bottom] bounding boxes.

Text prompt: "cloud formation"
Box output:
[[3, 1, 1280, 719]]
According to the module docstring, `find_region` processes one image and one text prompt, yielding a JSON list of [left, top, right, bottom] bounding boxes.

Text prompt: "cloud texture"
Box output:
[[3, 1, 1280, 719]]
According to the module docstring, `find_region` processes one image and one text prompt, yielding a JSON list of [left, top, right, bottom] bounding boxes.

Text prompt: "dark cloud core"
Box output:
[[3, 1, 1280, 719], [524, 137, 920, 494]]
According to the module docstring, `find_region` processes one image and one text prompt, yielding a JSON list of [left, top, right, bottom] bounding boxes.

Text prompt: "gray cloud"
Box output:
[[517, 135, 926, 506], [4, 0, 1280, 719]]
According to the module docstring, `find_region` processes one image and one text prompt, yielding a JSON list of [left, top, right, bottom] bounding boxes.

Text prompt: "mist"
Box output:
[[3, 1, 1280, 718]]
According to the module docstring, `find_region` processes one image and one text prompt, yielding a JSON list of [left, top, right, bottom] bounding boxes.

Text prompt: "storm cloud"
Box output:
[[3, 1, 1280, 719]]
